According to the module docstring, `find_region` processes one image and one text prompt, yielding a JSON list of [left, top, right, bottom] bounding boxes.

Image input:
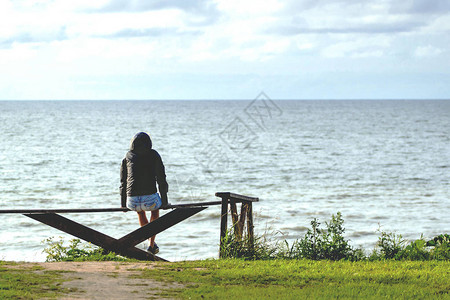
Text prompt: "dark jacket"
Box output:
[[120, 132, 168, 207]]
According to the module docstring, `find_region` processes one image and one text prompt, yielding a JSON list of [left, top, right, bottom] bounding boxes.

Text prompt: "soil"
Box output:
[[10, 261, 183, 299]]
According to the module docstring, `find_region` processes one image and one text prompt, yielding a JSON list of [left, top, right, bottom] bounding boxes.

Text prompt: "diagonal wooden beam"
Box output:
[[24, 213, 162, 261], [118, 207, 206, 247]]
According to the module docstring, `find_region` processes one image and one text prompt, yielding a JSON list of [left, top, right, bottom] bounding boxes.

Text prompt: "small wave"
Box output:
[[27, 189, 49, 194], [407, 177, 428, 181], [286, 210, 300, 216], [278, 234, 304, 240], [18, 220, 38, 227], [370, 215, 389, 220], [2, 177, 20, 181], [51, 186, 74, 191], [330, 152, 342, 156], [383, 163, 403, 167], [196, 214, 220, 221], [345, 213, 365, 219], [348, 231, 374, 238], [26, 160, 52, 166], [335, 193, 353, 199], [280, 226, 309, 232]]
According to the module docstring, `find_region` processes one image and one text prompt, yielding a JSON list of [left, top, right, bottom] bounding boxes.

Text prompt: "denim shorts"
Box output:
[[127, 193, 162, 212]]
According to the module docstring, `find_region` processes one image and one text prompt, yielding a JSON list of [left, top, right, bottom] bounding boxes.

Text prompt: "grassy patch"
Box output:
[[139, 259, 450, 299], [0, 262, 69, 299]]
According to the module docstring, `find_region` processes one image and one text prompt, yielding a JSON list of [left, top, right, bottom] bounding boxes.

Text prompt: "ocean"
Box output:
[[0, 99, 449, 261]]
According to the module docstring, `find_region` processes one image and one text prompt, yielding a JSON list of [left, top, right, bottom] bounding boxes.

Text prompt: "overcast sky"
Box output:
[[1, 0, 449, 100]]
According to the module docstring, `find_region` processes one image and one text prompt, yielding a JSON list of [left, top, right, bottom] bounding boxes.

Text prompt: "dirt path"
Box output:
[[22, 261, 182, 299]]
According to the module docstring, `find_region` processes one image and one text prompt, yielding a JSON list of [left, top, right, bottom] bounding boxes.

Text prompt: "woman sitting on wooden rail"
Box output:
[[120, 132, 170, 254]]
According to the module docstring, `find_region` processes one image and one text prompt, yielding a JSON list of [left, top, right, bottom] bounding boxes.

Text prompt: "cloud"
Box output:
[[390, 0, 450, 15], [90, 0, 212, 13], [272, 20, 426, 35], [321, 36, 391, 58], [87, 0, 220, 25], [0, 27, 67, 49], [99, 27, 201, 39], [266, 0, 448, 38], [414, 45, 444, 57], [1, 0, 450, 100], [268, 1, 430, 36], [286, 0, 450, 15]]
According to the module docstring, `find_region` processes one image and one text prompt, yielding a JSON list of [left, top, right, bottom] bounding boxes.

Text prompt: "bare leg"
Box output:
[[137, 211, 149, 226], [149, 209, 160, 247], [137, 211, 154, 247]]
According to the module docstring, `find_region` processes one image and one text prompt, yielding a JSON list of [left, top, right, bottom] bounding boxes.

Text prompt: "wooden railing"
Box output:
[[0, 192, 259, 261], [215, 192, 259, 257]]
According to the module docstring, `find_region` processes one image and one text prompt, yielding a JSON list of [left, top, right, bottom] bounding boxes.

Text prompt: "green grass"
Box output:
[[0, 261, 70, 299], [1, 259, 448, 299], [139, 259, 450, 299]]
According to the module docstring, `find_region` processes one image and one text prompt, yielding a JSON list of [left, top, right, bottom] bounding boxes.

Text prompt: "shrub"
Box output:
[[399, 237, 430, 260], [371, 232, 450, 261], [42, 237, 129, 262], [427, 234, 450, 260], [291, 212, 363, 261], [370, 230, 406, 260]]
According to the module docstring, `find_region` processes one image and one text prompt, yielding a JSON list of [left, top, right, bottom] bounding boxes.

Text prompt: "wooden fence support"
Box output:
[[1, 192, 258, 261], [216, 192, 259, 257], [220, 197, 228, 247], [230, 201, 240, 238], [25, 207, 206, 261], [246, 201, 254, 243]]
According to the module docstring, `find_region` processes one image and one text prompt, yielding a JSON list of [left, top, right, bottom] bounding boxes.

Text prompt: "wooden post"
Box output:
[[246, 201, 254, 243], [238, 202, 248, 240], [219, 195, 229, 257], [230, 200, 240, 239]]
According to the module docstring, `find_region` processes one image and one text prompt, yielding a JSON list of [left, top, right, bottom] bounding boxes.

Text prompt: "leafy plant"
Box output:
[[427, 234, 450, 260], [371, 231, 450, 261], [293, 212, 363, 261], [42, 237, 129, 262], [400, 236, 432, 260], [370, 230, 406, 260]]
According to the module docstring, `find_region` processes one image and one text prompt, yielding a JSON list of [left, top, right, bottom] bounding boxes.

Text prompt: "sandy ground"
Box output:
[[10, 261, 183, 300]]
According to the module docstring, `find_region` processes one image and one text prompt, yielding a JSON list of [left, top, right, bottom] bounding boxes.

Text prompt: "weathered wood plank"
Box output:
[[118, 207, 206, 247], [0, 195, 257, 214], [246, 202, 254, 243], [168, 201, 222, 208], [219, 196, 228, 253], [230, 201, 240, 238], [238, 202, 248, 239], [0, 201, 220, 214], [0, 208, 128, 214], [215, 192, 259, 203]]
